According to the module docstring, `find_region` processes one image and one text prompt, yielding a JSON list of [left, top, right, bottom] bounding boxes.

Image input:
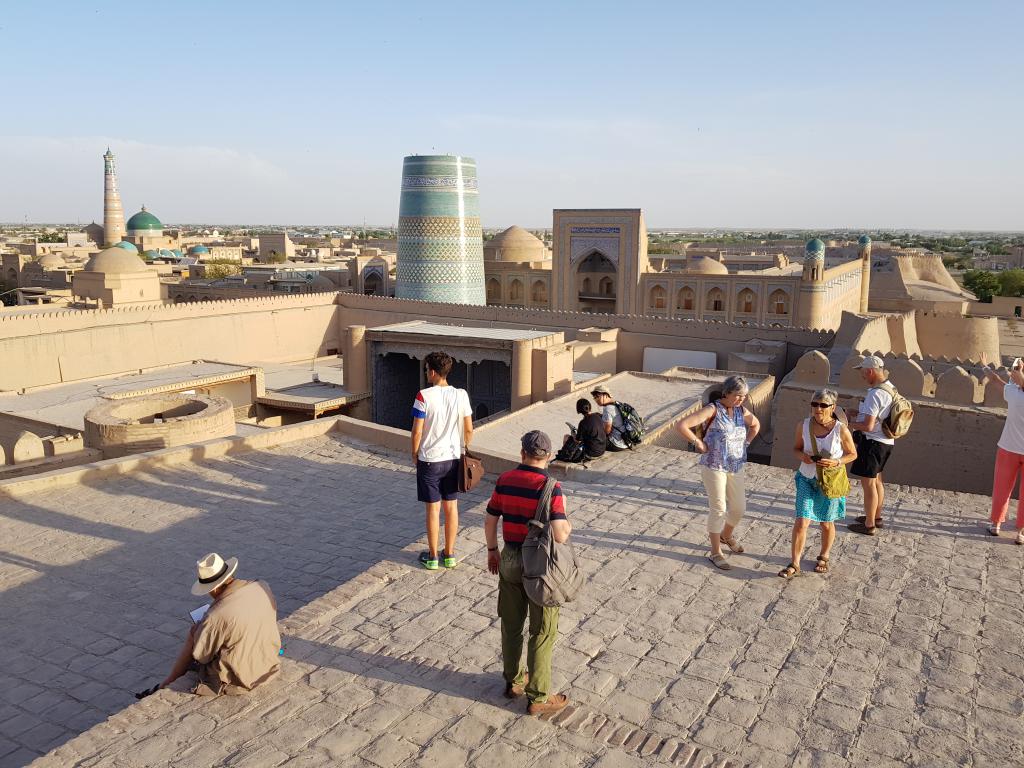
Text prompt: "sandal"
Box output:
[[986, 523, 1002, 537], [721, 535, 745, 554], [135, 684, 160, 700], [855, 515, 884, 529], [707, 552, 732, 571], [815, 556, 829, 574], [1016, 531, 1023, 546], [778, 563, 801, 580]]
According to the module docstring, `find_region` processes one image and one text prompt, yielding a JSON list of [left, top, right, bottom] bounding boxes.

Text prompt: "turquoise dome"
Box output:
[[143, 249, 160, 260], [171, 249, 182, 258], [126, 207, 163, 232], [190, 245, 209, 254], [805, 238, 825, 260], [115, 241, 138, 252], [858, 234, 871, 246]]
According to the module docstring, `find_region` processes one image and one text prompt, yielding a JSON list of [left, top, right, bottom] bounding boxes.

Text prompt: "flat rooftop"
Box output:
[[0, 361, 256, 430], [368, 320, 555, 341], [471, 370, 740, 459], [0, 431, 1013, 767]]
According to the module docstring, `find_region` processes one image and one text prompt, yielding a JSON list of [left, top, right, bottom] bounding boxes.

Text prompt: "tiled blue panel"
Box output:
[[396, 155, 486, 305]]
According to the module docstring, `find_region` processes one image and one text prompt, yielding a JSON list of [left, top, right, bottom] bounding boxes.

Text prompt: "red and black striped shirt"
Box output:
[[486, 465, 567, 545]]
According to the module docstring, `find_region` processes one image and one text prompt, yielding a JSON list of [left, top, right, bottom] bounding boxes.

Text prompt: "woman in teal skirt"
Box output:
[[779, 388, 857, 578]]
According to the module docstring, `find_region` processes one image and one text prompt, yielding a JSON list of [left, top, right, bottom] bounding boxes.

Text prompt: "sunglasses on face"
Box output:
[[811, 402, 833, 409]]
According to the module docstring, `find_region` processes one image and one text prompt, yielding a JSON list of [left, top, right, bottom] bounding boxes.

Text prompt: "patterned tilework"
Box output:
[[396, 155, 486, 305]]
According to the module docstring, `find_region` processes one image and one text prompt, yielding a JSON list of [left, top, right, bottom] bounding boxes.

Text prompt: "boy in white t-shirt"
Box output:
[[411, 351, 474, 570]]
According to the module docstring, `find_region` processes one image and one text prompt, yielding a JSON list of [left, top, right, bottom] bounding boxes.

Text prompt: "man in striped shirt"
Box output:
[[485, 430, 571, 716]]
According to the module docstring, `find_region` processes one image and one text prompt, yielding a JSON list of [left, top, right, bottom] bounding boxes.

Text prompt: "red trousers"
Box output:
[[991, 447, 1024, 527]]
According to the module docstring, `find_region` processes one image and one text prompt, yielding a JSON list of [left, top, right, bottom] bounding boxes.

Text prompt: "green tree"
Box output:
[[265, 252, 287, 264], [963, 269, 1000, 302], [998, 269, 1024, 298], [37, 231, 66, 243], [203, 258, 242, 279]]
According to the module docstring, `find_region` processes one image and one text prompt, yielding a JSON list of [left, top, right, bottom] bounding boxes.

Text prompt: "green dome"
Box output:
[[802, 239, 827, 260], [126, 206, 163, 232], [858, 234, 871, 246], [115, 240, 138, 252]]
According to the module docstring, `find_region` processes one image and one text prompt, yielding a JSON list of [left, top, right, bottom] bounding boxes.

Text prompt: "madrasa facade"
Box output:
[[481, 210, 872, 330]]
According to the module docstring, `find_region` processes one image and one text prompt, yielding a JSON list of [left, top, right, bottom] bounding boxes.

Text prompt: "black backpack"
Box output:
[[614, 401, 646, 447], [555, 438, 586, 464]]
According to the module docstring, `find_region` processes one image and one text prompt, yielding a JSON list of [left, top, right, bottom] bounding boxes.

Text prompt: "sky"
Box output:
[[1, 1, 1021, 230]]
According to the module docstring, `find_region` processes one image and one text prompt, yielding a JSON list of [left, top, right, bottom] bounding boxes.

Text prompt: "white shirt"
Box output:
[[858, 386, 895, 446], [998, 383, 1024, 455], [800, 419, 843, 480], [412, 386, 472, 462]]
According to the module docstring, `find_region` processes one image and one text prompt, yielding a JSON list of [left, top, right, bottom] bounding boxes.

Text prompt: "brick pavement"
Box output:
[[0, 434, 1021, 767]]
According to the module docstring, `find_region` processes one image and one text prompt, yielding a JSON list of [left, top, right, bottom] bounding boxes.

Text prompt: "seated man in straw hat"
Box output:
[[136, 552, 281, 697]]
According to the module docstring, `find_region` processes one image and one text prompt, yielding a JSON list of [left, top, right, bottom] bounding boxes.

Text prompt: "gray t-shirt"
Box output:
[[602, 403, 626, 448]]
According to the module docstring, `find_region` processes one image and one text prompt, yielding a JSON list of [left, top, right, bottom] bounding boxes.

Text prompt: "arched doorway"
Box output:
[[531, 280, 548, 305], [576, 251, 616, 313], [363, 272, 382, 295], [509, 279, 524, 304], [486, 278, 501, 304]]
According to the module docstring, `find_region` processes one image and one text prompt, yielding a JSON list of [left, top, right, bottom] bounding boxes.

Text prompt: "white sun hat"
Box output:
[[191, 552, 238, 596]]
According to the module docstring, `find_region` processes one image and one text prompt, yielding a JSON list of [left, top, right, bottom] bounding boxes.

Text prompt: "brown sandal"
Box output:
[[721, 535, 745, 554], [778, 563, 800, 579], [815, 556, 829, 574]]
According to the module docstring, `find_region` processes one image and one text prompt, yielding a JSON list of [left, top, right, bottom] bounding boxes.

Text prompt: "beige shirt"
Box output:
[[192, 579, 280, 690]]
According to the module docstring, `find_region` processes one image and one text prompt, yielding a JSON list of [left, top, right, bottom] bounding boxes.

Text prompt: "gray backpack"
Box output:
[[521, 477, 584, 607]]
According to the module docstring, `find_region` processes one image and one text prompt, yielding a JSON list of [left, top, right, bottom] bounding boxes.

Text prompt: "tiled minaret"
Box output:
[[396, 155, 486, 305], [102, 148, 126, 247]]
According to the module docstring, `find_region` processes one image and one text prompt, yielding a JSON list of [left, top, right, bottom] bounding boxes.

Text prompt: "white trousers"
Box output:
[[701, 466, 746, 534]]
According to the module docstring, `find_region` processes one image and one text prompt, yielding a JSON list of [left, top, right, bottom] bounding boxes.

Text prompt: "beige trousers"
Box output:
[[700, 466, 746, 534]]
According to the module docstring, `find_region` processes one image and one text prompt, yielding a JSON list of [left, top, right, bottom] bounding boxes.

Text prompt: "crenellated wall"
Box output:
[[0, 293, 340, 391], [773, 349, 1012, 495], [334, 293, 834, 374]]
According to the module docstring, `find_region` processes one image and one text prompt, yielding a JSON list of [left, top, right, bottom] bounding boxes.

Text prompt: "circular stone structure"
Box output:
[[858, 234, 871, 246], [84, 393, 235, 458], [488, 225, 547, 262], [396, 154, 486, 305]]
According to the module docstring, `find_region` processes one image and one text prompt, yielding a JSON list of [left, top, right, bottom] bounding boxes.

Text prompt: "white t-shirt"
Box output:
[[412, 386, 472, 462], [998, 384, 1024, 455], [602, 403, 626, 449], [800, 419, 843, 480], [858, 386, 895, 446]]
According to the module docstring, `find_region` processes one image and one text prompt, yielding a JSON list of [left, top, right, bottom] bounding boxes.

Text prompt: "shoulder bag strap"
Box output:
[[529, 477, 557, 530]]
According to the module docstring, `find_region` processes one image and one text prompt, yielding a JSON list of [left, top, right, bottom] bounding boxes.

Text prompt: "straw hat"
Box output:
[[191, 552, 238, 596]]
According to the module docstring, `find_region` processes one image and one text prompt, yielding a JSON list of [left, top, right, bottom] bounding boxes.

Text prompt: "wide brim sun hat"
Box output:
[[191, 552, 239, 596]]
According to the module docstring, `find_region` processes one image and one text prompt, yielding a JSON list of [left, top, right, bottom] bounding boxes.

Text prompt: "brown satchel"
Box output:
[[459, 450, 485, 492]]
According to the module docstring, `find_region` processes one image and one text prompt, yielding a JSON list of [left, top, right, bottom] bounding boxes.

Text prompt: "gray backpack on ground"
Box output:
[[521, 477, 584, 607]]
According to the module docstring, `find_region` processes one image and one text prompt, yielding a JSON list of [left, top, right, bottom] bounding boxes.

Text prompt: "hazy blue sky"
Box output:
[[2, 1, 1021, 229]]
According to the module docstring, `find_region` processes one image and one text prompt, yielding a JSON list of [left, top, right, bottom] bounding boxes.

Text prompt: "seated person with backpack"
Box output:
[[592, 384, 646, 451], [557, 399, 607, 463]]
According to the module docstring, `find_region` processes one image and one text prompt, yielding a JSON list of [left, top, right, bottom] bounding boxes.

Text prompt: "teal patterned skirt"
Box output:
[[794, 472, 846, 523]]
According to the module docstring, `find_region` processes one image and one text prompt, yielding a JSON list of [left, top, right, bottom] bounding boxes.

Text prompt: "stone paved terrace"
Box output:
[[1, 434, 1022, 768]]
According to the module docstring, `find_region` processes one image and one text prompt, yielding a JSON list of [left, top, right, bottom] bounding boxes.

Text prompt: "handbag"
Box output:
[[459, 449, 485, 492], [810, 427, 849, 500], [521, 477, 584, 607]]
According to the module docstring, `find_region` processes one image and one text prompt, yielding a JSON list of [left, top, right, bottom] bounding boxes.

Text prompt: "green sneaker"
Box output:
[[442, 553, 457, 569], [419, 551, 439, 570]]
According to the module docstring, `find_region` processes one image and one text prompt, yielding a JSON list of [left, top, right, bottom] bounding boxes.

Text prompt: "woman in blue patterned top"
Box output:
[[677, 376, 760, 570], [780, 388, 857, 579]]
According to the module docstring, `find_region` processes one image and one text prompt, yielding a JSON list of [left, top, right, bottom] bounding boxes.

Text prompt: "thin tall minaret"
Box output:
[[857, 234, 872, 313], [102, 148, 126, 246]]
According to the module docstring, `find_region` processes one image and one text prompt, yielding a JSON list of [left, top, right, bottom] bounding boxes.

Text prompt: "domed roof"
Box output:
[[685, 253, 729, 275], [310, 275, 337, 291], [805, 238, 825, 261], [189, 245, 209, 254], [858, 234, 872, 246], [114, 241, 138, 252], [143, 249, 160, 260], [489, 225, 547, 262], [126, 206, 163, 232], [38, 254, 67, 269], [83, 246, 150, 274]]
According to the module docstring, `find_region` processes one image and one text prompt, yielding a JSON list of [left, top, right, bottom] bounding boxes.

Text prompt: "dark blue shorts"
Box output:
[[416, 459, 460, 503]]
